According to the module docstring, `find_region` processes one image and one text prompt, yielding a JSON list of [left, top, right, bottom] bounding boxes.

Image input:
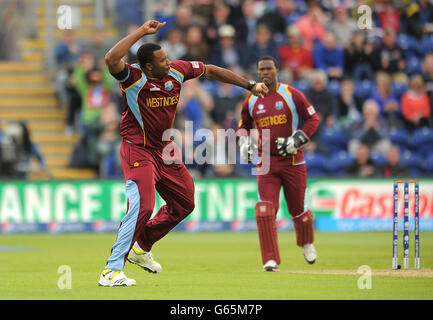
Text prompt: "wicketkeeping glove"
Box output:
[[239, 136, 257, 163], [276, 130, 309, 157]]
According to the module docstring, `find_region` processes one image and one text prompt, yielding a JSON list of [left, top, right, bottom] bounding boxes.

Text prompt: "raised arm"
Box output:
[[203, 64, 268, 98], [105, 20, 166, 74]]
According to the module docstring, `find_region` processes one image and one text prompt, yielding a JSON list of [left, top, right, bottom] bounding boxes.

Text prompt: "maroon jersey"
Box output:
[[118, 60, 205, 149], [238, 83, 320, 165]]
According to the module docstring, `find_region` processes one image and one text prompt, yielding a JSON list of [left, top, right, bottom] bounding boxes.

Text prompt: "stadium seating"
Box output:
[[425, 153, 433, 174], [327, 80, 341, 96], [388, 128, 410, 152], [326, 150, 354, 176], [354, 80, 375, 100], [370, 152, 387, 167], [399, 150, 423, 176], [396, 33, 421, 59], [391, 82, 408, 100], [411, 127, 433, 157], [320, 127, 348, 154], [292, 80, 310, 92], [406, 55, 423, 75], [421, 35, 433, 56], [304, 152, 326, 176]]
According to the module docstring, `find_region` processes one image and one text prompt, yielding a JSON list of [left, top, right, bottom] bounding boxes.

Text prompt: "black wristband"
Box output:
[[110, 64, 129, 82]]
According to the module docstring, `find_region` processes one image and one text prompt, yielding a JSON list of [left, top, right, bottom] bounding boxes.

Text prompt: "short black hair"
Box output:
[[257, 56, 279, 69], [136, 43, 162, 66]]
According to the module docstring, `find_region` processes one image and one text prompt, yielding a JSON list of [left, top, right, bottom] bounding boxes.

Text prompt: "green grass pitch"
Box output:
[[0, 231, 432, 300]]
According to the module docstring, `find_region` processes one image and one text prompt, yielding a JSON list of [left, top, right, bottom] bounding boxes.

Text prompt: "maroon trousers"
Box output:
[[105, 140, 195, 271], [257, 163, 307, 217]]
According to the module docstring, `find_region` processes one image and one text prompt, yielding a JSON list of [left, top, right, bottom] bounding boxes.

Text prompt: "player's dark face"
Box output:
[[150, 49, 171, 78], [257, 60, 278, 86]]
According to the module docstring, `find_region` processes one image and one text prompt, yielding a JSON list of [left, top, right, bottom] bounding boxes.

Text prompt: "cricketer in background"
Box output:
[[99, 20, 268, 286], [238, 56, 320, 271]]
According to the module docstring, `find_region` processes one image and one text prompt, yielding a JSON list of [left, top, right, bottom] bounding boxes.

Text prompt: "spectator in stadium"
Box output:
[[54, 30, 82, 109], [181, 25, 209, 63], [243, 24, 280, 72], [349, 99, 392, 157], [279, 26, 313, 80], [171, 5, 193, 36], [82, 29, 111, 69], [336, 77, 364, 132], [204, 124, 237, 178], [177, 78, 214, 135], [55, 30, 82, 68], [65, 52, 95, 135], [344, 30, 375, 82], [404, 0, 433, 39], [257, 0, 297, 39], [209, 24, 243, 70], [370, 71, 402, 128], [422, 53, 433, 125], [114, 0, 142, 35], [210, 75, 244, 125], [329, 5, 358, 49], [220, 95, 245, 133], [294, 0, 326, 50], [345, 143, 381, 177], [371, 28, 406, 76], [313, 29, 345, 80], [233, 0, 259, 46], [376, 0, 401, 33], [0, 0, 19, 61], [305, 70, 337, 138], [71, 53, 114, 169], [126, 25, 146, 64], [159, 28, 186, 61], [401, 74, 431, 130], [97, 102, 121, 178], [380, 145, 409, 178], [205, 1, 232, 48]]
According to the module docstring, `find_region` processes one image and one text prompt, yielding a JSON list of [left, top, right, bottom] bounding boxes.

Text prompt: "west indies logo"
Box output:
[[165, 81, 173, 91], [275, 101, 283, 110]]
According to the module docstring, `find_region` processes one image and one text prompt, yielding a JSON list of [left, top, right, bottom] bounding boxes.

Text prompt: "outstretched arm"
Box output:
[[105, 20, 166, 74], [203, 64, 268, 98]]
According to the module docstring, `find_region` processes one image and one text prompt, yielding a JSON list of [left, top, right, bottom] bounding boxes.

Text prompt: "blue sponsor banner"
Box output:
[[4, 218, 433, 234], [315, 218, 433, 232]]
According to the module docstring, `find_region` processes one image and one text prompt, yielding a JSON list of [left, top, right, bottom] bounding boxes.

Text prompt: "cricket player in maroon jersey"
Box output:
[[238, 56, 320, 272], [98, 20, 268, 286]]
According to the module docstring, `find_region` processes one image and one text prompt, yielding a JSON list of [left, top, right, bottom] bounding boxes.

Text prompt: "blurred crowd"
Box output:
[[48, 0, 433, 178]]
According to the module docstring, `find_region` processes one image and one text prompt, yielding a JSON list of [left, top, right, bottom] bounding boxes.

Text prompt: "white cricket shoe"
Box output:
[[127, 242, 162, 274], [98, 269, 136, 287], [263, 259, 279, 272], [303, 243, 317, 264]]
